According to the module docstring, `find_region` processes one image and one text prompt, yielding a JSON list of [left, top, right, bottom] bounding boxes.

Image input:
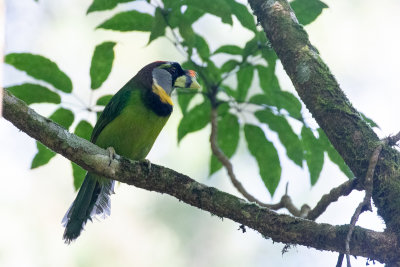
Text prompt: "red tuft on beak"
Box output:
[[187, 70, 197, 78]]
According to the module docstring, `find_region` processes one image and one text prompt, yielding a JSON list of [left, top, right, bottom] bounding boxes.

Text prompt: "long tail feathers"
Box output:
[[62, 174, 115, 244]]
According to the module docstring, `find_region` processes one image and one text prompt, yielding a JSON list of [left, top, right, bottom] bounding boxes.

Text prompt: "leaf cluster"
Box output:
[[7, 0, 362, 196]]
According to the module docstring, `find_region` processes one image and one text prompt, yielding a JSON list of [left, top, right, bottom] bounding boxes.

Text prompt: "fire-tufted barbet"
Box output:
[[62, 61, 200, 243]]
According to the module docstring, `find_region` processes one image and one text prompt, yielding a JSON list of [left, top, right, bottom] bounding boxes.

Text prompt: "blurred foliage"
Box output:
[[90, 42, 116, 90], [6, 0, 362, 196]]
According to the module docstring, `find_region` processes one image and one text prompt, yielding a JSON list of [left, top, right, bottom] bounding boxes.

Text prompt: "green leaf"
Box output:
[[87, 0, 135, 13], [228, 0, 257, 32], [244, 124, 281, 196], [291, 0, 328, 25], [148, 7, 167, 44], [276, 92, 302, 120], [90, 41, 116, 90], [96, 94, 113, 106], [7, 83, 61, 105], [243, 31, 269, 59], [210, 113, 240, 174], [360, 112, 379, 128], [177, 100, 210, 142], [75, 120, 93, 141], [250, 65, 302, 121], [249, 91, 303, 121], [177, 91, 196, 115], [243, 37, 259, 59], [184, 0, 232, 25], [217, 102, 230, 116], [220, 59, 239, 74], [5, 53, 72, 93], [71, 120, 94, 190], [301, 126, 324, 185], [31, 108, 74, 170], [326, 147, 354, 179], [317, 129, 354, 178], [97, 10, 153, 32], [256, 110, 303, 166], [165, 7, 182, 29], [214, 45, 242, 55], [236, 64, 254, 101], [163, 0, 180, 9], [71, 162, 86, 190], [257, 65, 280, 92], [178, 19, 196, 46], [194, 34, 210, 62], [31, 142, 56, 169], [205, 60, 221, 84], [49, 108, 74, 129], [261, 47, 277, 68], [220, 84, 236, 98], [183, 6, 205, 25]]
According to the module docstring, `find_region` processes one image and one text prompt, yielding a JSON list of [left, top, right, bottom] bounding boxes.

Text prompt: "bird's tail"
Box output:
[[62, 173, 115, 244]]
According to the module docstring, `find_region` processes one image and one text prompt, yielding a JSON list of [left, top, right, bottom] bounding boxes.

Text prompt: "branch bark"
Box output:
[[247, 0, 400, 245], [2, 89, 400, 263]]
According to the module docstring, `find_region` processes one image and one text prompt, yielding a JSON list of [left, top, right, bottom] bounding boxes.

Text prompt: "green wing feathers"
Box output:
[[61, 61, 196, 243]]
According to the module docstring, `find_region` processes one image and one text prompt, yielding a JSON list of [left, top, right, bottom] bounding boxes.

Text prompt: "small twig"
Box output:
[[336, 253, 345, 267], [209, 94, 305, 215], [344, 144, 383, 267], [306, 178, 362, 221], [210, 104, 262, 204]]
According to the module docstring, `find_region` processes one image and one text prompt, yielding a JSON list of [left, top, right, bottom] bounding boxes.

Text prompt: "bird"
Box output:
[[62, 61, 200, 243]]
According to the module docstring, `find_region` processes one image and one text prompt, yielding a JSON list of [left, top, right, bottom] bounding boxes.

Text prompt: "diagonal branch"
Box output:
[[3, 89, 400, 264], [209, 91, 304, 216], [307, 178, 362, 221], [247, 0, 400, 238], [344, 144, 383, 266]]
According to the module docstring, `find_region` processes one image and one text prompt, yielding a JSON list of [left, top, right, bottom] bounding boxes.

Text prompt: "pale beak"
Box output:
[[174, 70, 201, 89]]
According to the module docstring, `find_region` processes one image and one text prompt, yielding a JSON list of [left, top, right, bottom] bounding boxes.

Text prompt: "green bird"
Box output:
[[62, 61, 200, 243]]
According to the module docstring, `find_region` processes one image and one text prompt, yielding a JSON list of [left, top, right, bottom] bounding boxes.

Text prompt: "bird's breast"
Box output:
[[94, 100, 170, 160]]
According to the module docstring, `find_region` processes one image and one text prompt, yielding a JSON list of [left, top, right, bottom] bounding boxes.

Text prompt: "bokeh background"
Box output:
[[1, 0, 398, 266]]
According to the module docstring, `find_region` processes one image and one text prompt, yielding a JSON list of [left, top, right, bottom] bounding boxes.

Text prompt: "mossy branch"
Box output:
[[2, 88, 400, 263], [3, 89, 400, 263], [248, 0, 400, 242]]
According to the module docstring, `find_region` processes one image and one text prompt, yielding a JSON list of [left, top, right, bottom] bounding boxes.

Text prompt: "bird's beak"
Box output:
[[174, 70, 201, 89]]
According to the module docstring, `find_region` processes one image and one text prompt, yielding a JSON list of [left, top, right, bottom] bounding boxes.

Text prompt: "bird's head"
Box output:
[[137, 61, 200, 95], [152, 61, 200, 94], [134, 61, 200, 111]]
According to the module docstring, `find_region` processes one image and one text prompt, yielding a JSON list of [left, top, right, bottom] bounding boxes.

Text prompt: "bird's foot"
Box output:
[[106, 146, 116, 167]]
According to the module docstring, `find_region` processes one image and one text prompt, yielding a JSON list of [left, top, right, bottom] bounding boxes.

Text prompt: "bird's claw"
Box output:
[[106, 147, 116, 167]]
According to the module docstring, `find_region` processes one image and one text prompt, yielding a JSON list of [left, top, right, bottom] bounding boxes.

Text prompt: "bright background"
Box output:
[[1, 0, 398, 266]]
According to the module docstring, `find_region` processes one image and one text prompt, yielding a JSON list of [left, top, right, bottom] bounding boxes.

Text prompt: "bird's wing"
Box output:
[[91, 87, 133, 143]]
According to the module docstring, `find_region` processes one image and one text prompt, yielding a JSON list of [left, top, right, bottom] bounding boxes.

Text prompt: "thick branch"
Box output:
[[248, 0, 400, 240], [2, 89, 400, 263]]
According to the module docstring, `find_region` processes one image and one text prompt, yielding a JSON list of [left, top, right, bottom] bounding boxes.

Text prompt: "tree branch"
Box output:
[[209, 91, 307, 217], [344, 144, 383, 266], [306, 178, 362, 221], [3, 89, 400, 263], [247, 0, 400, 240]]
